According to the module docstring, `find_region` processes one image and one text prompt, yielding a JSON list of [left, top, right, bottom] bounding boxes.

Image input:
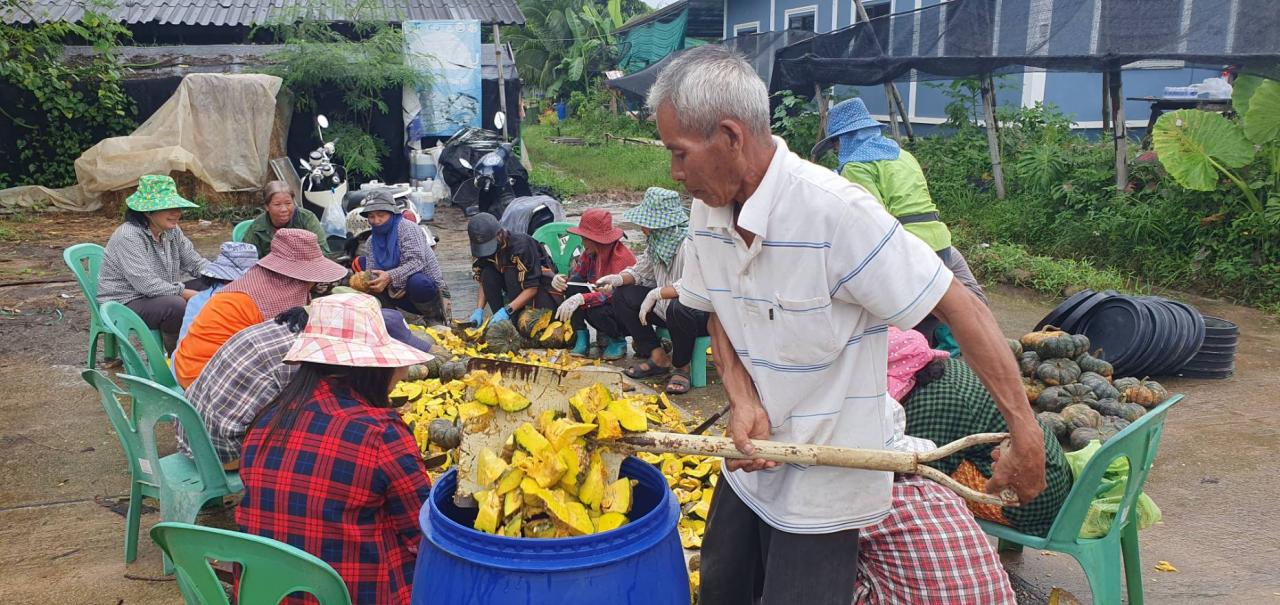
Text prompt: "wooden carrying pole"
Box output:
[[1108, 69, 1128, 191], [493, 24, 509, 141], [851, 0, 914, 141], [980, 75, 1007, 199]]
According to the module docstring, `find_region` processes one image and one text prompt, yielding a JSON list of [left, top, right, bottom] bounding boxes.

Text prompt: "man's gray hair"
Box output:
[[647, 45, 771, 139]]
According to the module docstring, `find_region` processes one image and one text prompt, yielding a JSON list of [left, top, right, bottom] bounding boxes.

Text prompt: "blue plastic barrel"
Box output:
[[413, 457, 690, 604], [555, 101, 567, 121]]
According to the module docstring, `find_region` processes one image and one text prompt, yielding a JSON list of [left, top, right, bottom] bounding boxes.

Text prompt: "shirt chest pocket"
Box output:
[[771, 294, 842, 366]]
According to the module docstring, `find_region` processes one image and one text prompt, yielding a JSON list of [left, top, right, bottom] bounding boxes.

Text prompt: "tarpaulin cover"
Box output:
[[606, 30, 816, 101], [776, 0, 1280, 89], [74, 73, 282, 194]]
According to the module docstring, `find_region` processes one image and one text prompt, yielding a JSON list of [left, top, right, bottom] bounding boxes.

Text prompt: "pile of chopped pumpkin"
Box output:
[[409, 323, 593, 372]]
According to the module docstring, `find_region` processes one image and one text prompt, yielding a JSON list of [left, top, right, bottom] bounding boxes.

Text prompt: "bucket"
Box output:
[[412, 457, 691, 605]]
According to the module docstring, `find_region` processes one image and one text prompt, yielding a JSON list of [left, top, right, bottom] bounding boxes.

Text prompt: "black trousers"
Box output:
[[563, 285, 623, 338], [612, 284, 710, 368], [478, 264, 555, 313], [699, 483, 860, 605]]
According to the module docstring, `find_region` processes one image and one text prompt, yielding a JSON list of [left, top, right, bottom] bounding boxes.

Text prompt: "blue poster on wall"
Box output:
[[403, 19, 483, 140]]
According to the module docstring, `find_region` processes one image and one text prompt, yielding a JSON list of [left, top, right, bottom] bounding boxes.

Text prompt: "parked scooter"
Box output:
[[297, 115, 350, 248], [439, 112, 531, 218]]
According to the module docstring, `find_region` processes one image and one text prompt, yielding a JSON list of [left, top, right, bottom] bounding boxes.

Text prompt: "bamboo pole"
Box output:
[[981, 75, 1007, 199], [851, 0, 914, 141], [1101, 71, 1112, 131], [816, 82, 829, 145], [1109, 69, 1128, 191], [493, 24, 509, 141]]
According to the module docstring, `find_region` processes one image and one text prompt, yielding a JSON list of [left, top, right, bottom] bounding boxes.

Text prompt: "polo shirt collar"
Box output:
[[705, 137, 789, 239]]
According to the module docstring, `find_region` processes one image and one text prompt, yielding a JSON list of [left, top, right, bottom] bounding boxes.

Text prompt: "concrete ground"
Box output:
[[0, 205, 1276, 604]]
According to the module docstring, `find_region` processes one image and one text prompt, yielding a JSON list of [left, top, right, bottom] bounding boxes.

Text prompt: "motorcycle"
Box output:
[[439, 112, 532, 218], [297, 115, 350, 250]]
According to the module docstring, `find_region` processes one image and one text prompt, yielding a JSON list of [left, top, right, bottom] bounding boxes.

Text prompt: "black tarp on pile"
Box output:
[[776, 0, 1280, 89]]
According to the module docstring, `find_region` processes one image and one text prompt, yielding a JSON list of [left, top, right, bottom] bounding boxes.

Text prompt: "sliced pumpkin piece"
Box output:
[[689, 487, 713, 520], [579, 450, 607, 512], [473, 489, 502, 534], [546, 419, 598, 451], [594, 408, 623, 440], [476, 448, 508, 487], [496, 386, 531, 412], [500, 515, 522, 538], [594, 511, 628, 533], [514, 422, 551, 455], [495, 468, 525, 495], [474, 385, 499, 406], [602, 478, 634, 515], [503, 489, 523, 517], [524, 448, 568, 489], [557, 446, 582, 494]]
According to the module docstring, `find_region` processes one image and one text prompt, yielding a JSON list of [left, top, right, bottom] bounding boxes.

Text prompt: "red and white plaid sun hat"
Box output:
[[284, 292, 433, 368]]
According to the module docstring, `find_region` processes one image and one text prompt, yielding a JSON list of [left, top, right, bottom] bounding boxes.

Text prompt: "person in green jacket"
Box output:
[[814, 98, 985, 350], [243, 180, 330, 259]]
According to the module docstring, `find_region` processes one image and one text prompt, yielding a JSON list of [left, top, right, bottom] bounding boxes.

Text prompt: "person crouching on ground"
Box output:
[[647, 45, 1045, 605], [466, 212, 556, 326], [237, 292, 433, 605], [96, 174, 211, 352], [350, 190, 448, 323], [551, 208, 636, 359], [176, 241, 257, 349], [173, 228, 346, 389], [242, 180, 329, 258], [603, 187, 710, 393]]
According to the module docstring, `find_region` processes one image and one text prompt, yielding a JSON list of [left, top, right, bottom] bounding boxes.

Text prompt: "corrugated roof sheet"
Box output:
[[3, 0, 524, 26]]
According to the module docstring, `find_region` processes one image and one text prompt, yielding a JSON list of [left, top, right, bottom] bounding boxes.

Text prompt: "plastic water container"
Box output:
[[408, 185, 435, 222], [412, 457, 690, 604], [410, 149, 438, 181], [431, 177, 451, 205]]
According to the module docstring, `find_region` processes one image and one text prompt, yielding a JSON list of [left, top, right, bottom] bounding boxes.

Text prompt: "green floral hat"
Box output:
[[125, 175, 200, 212]]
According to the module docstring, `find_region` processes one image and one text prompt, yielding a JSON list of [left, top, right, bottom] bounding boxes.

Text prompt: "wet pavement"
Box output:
[[1, 209, 1277, 604]]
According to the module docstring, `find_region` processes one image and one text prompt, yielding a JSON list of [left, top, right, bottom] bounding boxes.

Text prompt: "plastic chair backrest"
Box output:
[[1046, 395, 1183, 543], [232, 219, 253, 243], [100, 301, 179, 390], [150, 522, 352, 605], [83, 369, 148, 479], [532, 221, 583, 275], [64, 243, 106, 322], [115, 374, 236, 497]]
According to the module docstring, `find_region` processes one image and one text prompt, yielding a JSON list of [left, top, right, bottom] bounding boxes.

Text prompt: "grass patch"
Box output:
[[953, 227, 1141, 297], [523, 124, 677, 195], [183, 202, 260, 223]]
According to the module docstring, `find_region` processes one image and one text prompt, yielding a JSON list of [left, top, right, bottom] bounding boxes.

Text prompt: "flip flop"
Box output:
[[666, 370, 692, 395], [625, 360, 671, 379]]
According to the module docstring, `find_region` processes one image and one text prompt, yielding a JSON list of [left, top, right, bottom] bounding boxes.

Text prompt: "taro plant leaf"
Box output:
[[1152, 109, 1255, 191], [1242, 79, 1280, 145], [1232, 74, 1264, 118]]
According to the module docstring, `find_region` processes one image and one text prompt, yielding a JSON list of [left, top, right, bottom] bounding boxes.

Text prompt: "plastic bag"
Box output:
[[1193, 77, 1233, 100], [321, 202, 347, 239], [1064, 440, 1162, 539]]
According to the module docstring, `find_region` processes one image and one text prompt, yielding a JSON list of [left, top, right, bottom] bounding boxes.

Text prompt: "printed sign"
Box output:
[[403, 20, 483, 140]]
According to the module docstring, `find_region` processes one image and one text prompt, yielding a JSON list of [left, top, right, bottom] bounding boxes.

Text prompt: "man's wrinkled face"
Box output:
[[655, 103, 742, 208]]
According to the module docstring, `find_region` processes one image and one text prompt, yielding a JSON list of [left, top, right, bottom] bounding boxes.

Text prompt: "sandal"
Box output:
[[625, 360, 671, 379], [666, 371, 692, 395]]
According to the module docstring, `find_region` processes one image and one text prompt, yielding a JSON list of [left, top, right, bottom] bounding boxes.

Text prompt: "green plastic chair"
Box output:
[[532, 221, 583, 275], [978, 394, 1183, 605], [64, 243, 119, 368], [82, 370, 243, 574], [231, 219, 253, 243], [100, 301, 181, 391], [655, 327, 712, 389], [151, 522, 352, 605]]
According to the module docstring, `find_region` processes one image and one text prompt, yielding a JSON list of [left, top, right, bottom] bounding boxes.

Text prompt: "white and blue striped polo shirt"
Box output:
[[678, 137, 952, 533]]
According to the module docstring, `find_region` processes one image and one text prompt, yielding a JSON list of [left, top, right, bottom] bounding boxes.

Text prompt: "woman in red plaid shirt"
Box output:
[[238, 292, 434, 604]]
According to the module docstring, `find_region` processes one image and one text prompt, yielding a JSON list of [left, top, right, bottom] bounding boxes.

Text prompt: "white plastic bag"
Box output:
[[321, 202, 347, 239]]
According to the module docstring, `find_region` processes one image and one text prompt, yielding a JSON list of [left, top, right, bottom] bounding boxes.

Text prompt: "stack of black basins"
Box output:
[[1034, 290, 1235, 379]]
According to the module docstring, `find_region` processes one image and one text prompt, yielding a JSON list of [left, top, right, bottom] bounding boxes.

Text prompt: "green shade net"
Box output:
[[618, 9, 695, 73]]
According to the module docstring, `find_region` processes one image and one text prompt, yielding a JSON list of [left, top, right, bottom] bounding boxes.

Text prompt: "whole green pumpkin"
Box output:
[[1069, 427, 1102, 451], [1019, 351, 1041, 378], [483, 320, 523, 355], [1023, 377, 1047, 403], [1093, 397, 1126, 418], [1079, 372, 1120, 400], [1143, 380, 1169, 402], [1037, 358, 1082, 386], [1118, 402, 1147, 422], [1062, 403, 1103, 431], [1037, 411, 1068, 440], [1075, 353, 1113, 377], [1069, 333, 1092, 359], [1115, 377, 1159, 408], [1008, 338, 1024, 357], [1036, 386, 1080, 412], [1033, 332, 1078, 360], [439, 359, 469, 382]]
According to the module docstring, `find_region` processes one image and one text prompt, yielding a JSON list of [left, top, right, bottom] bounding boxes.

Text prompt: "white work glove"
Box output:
[[551, 273, 568, 292], [595, 274, 624, 293], [556, 293, 585, 322], [639, 288, 664, 325]]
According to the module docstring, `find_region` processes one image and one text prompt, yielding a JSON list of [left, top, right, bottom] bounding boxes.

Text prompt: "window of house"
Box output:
[[855, 0, 891, 50], [734, 21, 760, 35], [786, 6, 818, 31]]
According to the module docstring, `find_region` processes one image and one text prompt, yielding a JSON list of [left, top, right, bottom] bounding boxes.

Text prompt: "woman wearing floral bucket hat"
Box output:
[[551, 208, 636, 359], [97, 174, 212, 349], [237, 292, 433, 605], [175, 241, 258, 348], [174, 228, 347, 388], [600, 187, 711, 395]]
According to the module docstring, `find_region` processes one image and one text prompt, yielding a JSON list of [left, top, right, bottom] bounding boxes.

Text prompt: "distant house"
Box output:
[[721, 0, 1234, 131]]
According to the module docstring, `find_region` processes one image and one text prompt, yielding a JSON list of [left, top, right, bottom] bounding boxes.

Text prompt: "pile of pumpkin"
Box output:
[[406, 323, 590, 378], [1016, 326, 1169, 451]]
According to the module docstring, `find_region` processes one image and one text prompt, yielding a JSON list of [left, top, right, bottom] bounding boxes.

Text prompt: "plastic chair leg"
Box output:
[[689, 337, 710, 388], [1075, 542, 1125, 605], [124, 482, 142, 563], [1121, 518, 1145, 605]]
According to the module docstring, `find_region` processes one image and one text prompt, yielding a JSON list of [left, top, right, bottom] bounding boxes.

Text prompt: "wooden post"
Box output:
[[1108, 69, 1128, 192], [851, 0, 914, 141], [886, 91, 902, 139], [980, 75, 1006, 199], [493, 24, 509, 141], [816, 83, 829, 145], [1101, 71, 1112, 131], [610, 89, 618, 115]]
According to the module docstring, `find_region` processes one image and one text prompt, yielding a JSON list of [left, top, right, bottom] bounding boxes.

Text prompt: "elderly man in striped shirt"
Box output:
[[648, 45, 1045, 605]]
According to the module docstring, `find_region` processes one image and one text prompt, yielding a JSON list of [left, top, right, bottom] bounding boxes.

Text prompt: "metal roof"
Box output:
[[3, 0, 524, 26]]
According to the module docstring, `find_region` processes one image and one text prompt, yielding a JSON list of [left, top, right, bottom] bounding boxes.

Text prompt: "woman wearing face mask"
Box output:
[[96, 174, 212, 351], [350, 190, 446, 322], [242, 180, 330, 258]]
